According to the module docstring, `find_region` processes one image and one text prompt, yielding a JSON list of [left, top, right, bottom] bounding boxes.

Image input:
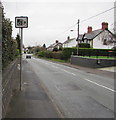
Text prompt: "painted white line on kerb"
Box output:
[[85, 78, 116, 93]]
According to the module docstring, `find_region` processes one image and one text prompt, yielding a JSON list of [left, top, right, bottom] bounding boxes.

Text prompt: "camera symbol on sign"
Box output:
[[17, 19, 27, 26]]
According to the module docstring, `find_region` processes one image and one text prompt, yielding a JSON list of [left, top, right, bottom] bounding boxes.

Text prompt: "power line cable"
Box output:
[[50, 6, 115, 40], [81, 6, 115, 23]]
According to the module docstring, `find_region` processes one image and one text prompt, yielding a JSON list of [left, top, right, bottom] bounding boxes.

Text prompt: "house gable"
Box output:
[[92, 30, 116, 49]]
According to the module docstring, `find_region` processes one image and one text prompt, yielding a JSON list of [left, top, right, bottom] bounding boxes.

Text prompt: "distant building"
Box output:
[[47, 40, 62, 51], [62, 22, 116, 49], [82, 22, 116, 49], [63, 35, 83, 48]]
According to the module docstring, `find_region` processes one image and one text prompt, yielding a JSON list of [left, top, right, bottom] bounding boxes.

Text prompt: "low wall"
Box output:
[[71, 56, 116, 68], [2, 58, 20, 118]]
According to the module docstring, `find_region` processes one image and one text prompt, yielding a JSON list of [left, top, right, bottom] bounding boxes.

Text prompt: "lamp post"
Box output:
[[77, 19, 80, 56]]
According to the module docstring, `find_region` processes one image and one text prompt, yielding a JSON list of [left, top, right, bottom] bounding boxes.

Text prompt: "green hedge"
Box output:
[[37, 48, 116, 61], [78, 43, 90, 48], [62, 48, 116, 60]]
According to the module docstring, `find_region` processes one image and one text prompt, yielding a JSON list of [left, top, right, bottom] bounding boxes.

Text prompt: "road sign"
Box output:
[[15, 16, 28, 28]]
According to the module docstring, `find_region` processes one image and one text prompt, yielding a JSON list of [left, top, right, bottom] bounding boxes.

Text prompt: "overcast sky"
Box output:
[[2, 0, 116, 47]]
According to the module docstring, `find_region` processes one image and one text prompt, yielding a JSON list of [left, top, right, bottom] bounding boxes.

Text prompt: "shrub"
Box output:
[[53, 48, 58, 52], [62, 48, 116, 60], [78, 43, 90, 48], [51, 51, 63, 59], [62, 47, 77, 60]]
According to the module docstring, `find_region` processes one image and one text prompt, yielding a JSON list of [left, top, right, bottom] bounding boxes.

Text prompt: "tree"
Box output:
[[43, 43, 46, 48], [16, 34, 20, 51]]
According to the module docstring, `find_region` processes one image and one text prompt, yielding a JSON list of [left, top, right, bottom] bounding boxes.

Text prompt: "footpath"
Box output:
[[5, 60, 61, 118]]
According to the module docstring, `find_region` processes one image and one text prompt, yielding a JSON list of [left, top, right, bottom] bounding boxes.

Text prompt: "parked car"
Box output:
[[26, 54, 31, 59]]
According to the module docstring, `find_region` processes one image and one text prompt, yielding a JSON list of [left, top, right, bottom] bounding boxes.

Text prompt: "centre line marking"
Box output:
[[84, 78, 115, 93]]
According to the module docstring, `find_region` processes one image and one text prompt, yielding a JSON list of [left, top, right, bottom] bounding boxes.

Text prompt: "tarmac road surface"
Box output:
[[24, 55, 115, 118], [5, 54, 115, 118]]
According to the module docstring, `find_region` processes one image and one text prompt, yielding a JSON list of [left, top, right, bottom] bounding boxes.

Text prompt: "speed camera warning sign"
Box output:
[[15, 16, 28, 28]]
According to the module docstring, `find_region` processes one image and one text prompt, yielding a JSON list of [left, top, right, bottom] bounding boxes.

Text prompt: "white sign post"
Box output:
[[15, 16, 28, 91]]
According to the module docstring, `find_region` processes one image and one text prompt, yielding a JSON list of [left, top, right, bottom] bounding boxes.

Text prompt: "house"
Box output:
[[63, 35, 83, 48], [47, 40, 63, 51], [82, 22, 116, 49]]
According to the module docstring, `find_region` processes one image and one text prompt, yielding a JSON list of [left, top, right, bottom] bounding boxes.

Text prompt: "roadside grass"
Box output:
[[36, 56, 69, 63], [80, 56, 116, 59]]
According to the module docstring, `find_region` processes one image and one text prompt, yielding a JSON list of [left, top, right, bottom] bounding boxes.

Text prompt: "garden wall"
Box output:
[[71, 56, 116, 68], [2, 58, 20, 118]]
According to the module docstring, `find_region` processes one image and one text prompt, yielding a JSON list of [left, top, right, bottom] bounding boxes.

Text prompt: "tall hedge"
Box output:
[[62, 48, 116, 60], [2, 14, 18, 68]]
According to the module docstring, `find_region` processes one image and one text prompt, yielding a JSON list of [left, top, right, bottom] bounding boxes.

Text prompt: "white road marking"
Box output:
[[84, 78, 116, 93]]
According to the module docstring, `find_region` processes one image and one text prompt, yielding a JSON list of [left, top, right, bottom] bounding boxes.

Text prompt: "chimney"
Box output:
[[56, 40, 59, 43], [67, 36, 70, 40], [87, 26, 92, 33], [102, 22, 108, 30]]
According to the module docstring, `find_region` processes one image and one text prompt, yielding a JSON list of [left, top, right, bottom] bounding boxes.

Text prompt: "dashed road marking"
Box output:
[[84, 78, 115, 93]]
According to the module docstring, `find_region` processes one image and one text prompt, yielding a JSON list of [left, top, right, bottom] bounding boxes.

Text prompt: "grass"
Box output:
[[37, 56, 69, 63], [80, 56, 116, 59]]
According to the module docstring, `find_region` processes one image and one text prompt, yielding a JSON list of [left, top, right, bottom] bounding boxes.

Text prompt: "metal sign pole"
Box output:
[[20, 28, 23, 91], [15, 16, 28, 91]]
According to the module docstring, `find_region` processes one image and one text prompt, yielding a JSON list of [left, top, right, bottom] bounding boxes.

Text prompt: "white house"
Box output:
[[63, 35, 83, 48], [47, 40, 63, 51], [82, 22, 116, 49]]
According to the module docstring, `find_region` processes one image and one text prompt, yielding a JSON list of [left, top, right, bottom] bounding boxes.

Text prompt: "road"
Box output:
[[22, 55, 115, 118]]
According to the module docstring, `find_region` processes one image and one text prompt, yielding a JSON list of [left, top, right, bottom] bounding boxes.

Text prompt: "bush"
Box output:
[[62, 47, 77, 60], [62, 48, 116, 60], [51, 51, 63, 59], [53, 48, 58, 52], [38, 51, 52, 58], [78, 43, 90, 48]]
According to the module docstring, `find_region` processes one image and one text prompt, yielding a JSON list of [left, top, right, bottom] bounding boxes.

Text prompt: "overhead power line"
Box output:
[[49, 6, 115, 41], [81, 6, 115, 23], [50, 7, 115, 40]]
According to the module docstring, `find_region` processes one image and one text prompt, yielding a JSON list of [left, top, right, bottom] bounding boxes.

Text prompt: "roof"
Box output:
[[47, 42, 62, 49], [83, 29, 103, 40], [63, 38, 75, 44], [63, 34, 83, 44]]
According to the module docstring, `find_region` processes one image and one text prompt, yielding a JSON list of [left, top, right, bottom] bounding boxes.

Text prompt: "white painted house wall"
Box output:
[[93, 30, 115, 49], [63, 38, 77, 48]]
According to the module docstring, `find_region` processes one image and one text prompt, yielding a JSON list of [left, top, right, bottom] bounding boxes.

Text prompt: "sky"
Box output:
[[1, 0, 116, 47]]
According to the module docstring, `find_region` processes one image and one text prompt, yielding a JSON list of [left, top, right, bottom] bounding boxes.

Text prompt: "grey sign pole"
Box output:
[[20, 28, 23, 91], [15, 16, 28, 91]]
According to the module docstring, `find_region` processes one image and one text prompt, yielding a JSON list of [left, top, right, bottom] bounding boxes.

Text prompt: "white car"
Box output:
[[26, 54, 31, 59]]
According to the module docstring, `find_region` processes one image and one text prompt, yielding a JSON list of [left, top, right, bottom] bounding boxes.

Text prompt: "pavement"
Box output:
[[4, 56, 115, 118], [5, 59, 61, 118], [97, 66, 115, 72]]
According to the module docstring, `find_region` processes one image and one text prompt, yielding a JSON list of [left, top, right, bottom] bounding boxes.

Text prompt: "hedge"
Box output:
[[78, 43, 90, 48], [37, 48, 116, 61], [62, 48, 116, 60]]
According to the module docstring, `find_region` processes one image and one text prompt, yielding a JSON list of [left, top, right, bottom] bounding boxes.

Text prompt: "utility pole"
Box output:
[[77, 19, 80, 56]]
